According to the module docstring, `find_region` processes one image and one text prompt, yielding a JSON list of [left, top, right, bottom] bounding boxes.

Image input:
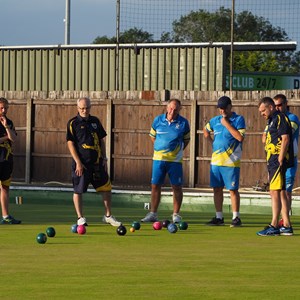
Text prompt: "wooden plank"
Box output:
[[25, 98, 32, 183], [106, 98, 112, 175], [112, 129, 149, 133], [113, 155, 152, 160], [32, 127, 66, 132], [32, 153, 71, 158], [188, 98, 196, 187]]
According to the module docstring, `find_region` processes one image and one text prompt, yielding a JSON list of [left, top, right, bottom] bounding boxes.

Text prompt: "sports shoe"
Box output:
[[279, 226, 293, 236], [230, 217, 242, 227], [206, 217, 224, 226], [141, 212, 158, 222], [77, 217, 88, 226], [256, 225, 280, 236], [172, 213, 182, 223], [0, 215, 21, 224], [103, 215, 121, 227]]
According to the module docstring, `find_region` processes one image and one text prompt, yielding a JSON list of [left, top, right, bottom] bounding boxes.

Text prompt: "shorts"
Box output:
[[286, 157, 298, 192], [151, 160, 183, 186], [72, 160, 112, 194], [210, 165, 240, 190], [0, 161, 13, 187], [268, 163, 287, 191]]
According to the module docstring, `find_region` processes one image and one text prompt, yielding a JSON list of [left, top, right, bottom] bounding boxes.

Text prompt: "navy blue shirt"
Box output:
[[265, 110, 293, 167], [0, 118, 14, 162], [66, 114, 106, 165]]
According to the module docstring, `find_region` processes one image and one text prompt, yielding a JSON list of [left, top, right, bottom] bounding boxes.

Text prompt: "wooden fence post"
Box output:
[[189, 100, 196, 188], [106, 99, 112, 176], [25, 98, 33, 183]]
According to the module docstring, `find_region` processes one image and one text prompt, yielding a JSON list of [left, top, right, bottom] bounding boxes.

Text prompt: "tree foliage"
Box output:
[[171, 7, 298, 73], [92, 7, 300, 73], [93, 27, 154, 44]]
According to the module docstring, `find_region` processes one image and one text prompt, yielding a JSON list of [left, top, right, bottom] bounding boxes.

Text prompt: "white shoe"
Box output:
[[77, 217, 88, 226], [141, 212, 158, 222], [103, 215, 122, 227], [172, 213, 182, 223]]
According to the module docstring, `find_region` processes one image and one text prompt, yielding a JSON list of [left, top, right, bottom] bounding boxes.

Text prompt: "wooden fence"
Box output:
[[4, 89, 300, 190]]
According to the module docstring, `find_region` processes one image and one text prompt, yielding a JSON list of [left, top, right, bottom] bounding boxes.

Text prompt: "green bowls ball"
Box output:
[[131, 221, 141, 230], [46, 227, 56, 237], [179, 221, 188, 230], [36, 233, 47, 244]]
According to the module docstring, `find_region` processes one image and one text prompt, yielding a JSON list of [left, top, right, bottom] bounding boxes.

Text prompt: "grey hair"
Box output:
[[77, 97, 91, 106]]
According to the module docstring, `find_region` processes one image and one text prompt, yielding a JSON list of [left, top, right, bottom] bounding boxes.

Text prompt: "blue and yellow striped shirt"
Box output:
[[150, 114, 190, 162]]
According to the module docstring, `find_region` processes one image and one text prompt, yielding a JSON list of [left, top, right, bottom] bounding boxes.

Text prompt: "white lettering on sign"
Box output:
[[232, 76, 254, 89]]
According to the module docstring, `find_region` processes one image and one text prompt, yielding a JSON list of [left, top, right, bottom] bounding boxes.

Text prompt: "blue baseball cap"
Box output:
[[217, 96, 232, 109]]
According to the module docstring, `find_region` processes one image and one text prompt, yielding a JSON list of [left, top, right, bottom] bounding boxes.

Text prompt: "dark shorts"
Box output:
[[72, 161, 112, 194], [0, 161, 13, 186]]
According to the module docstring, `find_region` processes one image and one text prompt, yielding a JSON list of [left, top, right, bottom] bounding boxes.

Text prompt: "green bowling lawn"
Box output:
[[2, 190, 300, 299]]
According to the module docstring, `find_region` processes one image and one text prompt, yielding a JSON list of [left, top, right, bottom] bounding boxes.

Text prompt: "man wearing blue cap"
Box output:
[[203, 96, 246, 227]]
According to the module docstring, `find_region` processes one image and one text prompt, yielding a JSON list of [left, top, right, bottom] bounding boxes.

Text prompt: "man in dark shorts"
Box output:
[[0, 97, 20, 224], [66, 97, 121, 226], [257, 97, 293, 236]]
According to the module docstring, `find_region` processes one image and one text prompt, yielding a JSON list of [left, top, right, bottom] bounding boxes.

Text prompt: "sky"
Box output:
[[0, 0, 299, 49], [0, 0, 116, 46]]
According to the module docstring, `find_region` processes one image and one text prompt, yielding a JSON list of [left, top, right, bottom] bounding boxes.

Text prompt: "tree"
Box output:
[[93, 27, 154, 44], [171, 7, 289, 43], [170, 7, 299, 73], [92, 7, 300, 73], [92, 35, 116, 44]]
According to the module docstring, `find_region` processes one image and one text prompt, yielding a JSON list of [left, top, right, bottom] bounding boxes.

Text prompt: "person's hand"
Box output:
[[75, 161, 85, 176], [0, 116, 7, 127], [221, 115, 230, 126], [102, 158, 108, 171]]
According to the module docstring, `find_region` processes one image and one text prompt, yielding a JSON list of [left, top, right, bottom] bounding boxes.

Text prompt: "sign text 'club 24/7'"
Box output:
[[226, 73, 300, 90]]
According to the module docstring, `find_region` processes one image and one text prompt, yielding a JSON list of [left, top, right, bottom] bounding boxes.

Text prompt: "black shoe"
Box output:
[[0, 215, 21, 224], [206, 217, 224, 226], [230, 217, 242, 227]]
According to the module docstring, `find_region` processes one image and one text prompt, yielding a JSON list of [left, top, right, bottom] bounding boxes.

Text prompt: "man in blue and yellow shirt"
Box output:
[[273, 94, 299, 219], [204, 96, 246, 227], [141, 99, 190, 223]]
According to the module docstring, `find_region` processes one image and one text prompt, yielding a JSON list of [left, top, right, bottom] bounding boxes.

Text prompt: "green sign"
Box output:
[[226, 73, 300, 90]]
